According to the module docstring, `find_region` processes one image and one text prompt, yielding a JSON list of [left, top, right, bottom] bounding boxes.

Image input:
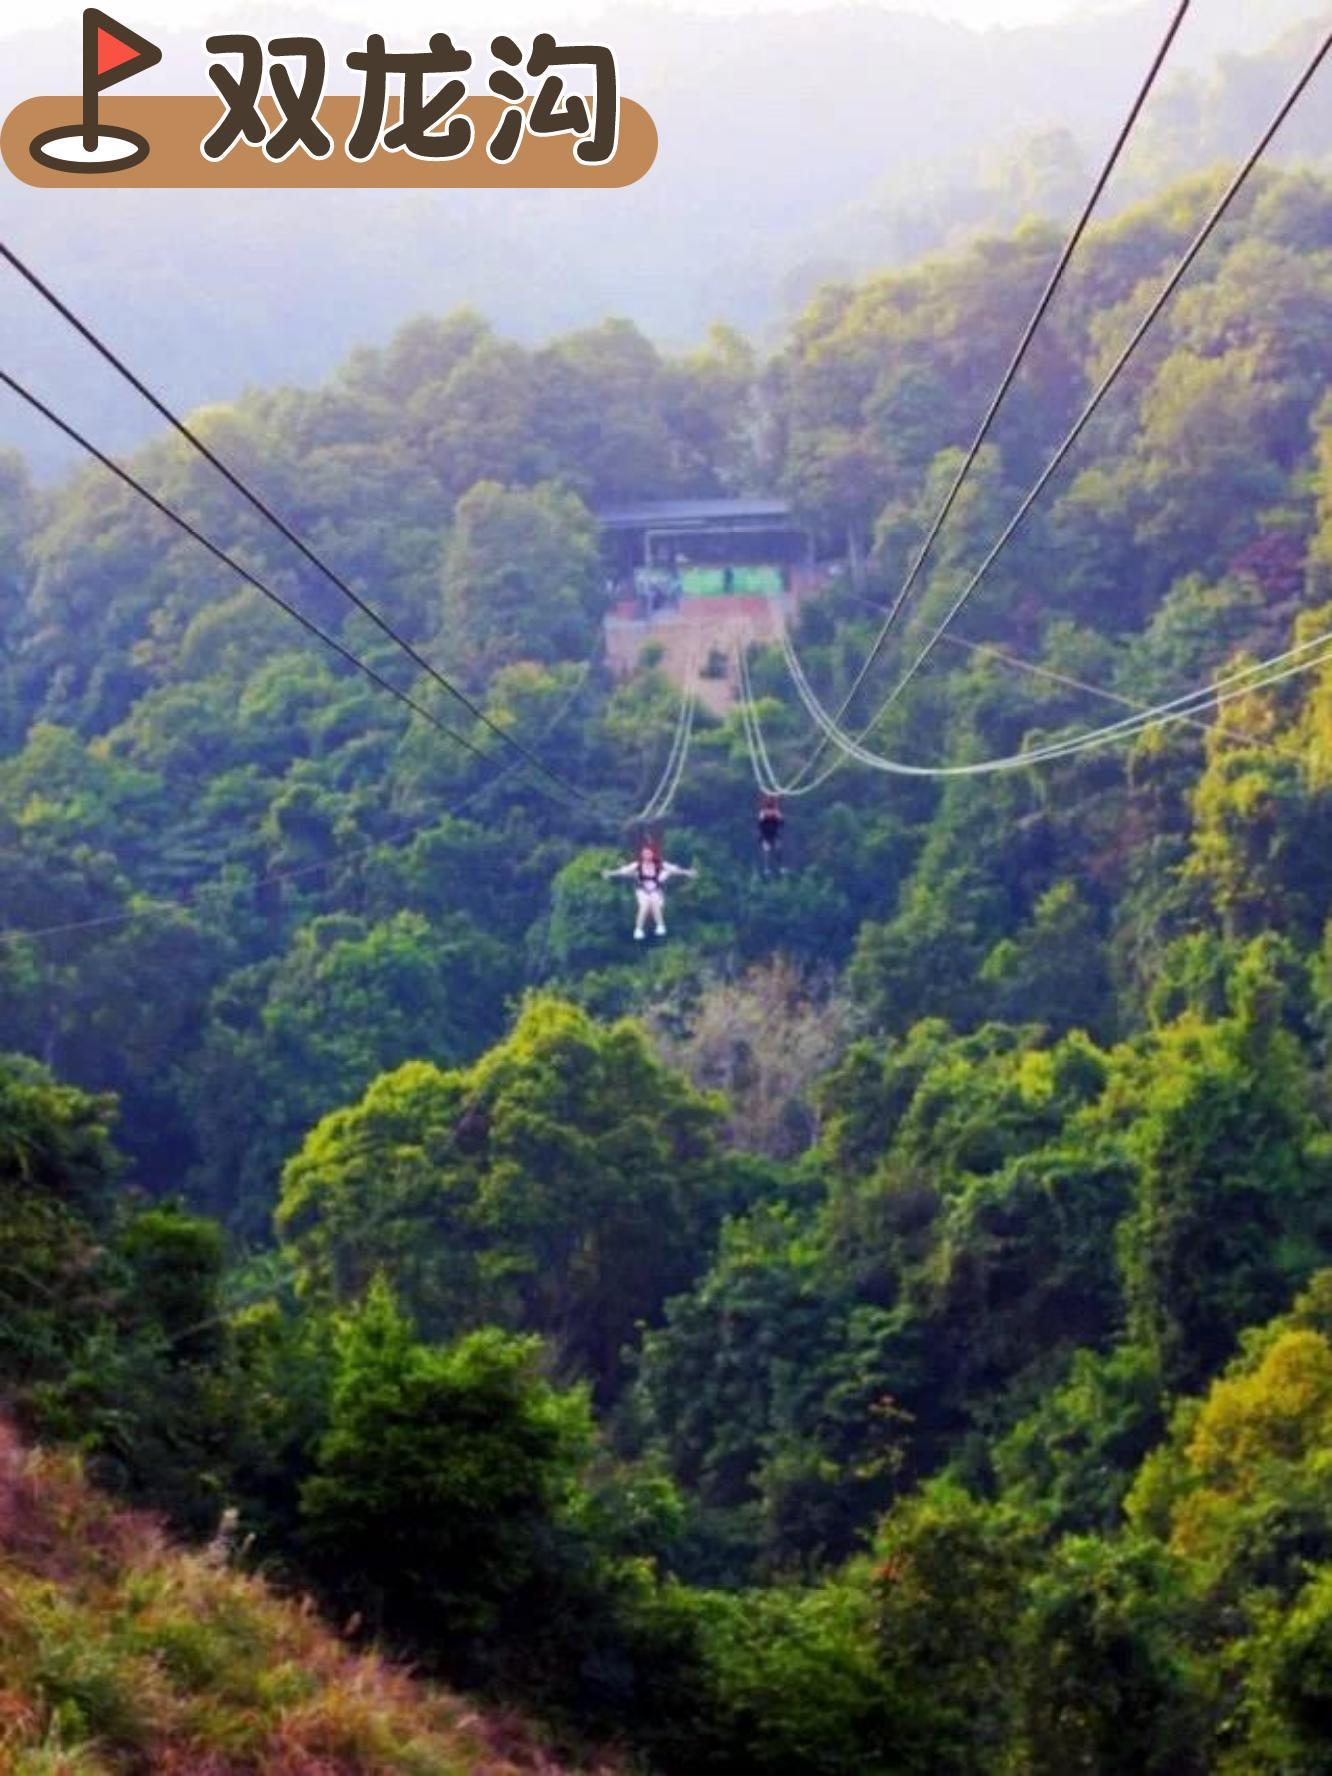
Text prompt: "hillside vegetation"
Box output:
[[0, 1421, 606, 1775]]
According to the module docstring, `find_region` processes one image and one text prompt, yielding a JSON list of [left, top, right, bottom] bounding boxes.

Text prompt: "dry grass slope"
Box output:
[[0, 1425, 614, 1776]]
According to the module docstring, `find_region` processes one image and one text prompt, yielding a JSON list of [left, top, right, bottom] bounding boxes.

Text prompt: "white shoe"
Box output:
[[634, 929, 646, 941], [655, 925, 666, 938]]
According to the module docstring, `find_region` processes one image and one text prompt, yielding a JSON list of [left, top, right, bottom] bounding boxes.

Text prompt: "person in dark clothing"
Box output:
[[757, 794, 785, 874]]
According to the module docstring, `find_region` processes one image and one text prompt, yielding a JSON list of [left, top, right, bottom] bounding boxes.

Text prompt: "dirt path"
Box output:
[[605, 595, 784, 716]]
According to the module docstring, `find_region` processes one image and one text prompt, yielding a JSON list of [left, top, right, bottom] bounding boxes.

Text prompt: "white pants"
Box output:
[[635, 887, 665, 934]]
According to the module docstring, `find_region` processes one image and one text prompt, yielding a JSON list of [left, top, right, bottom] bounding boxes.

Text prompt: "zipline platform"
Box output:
[[596, 495, 831, 711]]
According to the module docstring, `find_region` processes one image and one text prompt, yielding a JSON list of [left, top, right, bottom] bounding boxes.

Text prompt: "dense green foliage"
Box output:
[[5, 162, 1332, 1768]]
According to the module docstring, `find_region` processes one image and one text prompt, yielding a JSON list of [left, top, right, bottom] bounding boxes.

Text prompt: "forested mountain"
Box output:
[[5, 2, 1329, 473], [785, 16, 1332, 301], [4, 151, 1332, 1770]]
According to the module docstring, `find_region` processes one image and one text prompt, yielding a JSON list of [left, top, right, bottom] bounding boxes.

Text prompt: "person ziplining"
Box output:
[[604, 838, 696, 940], [757, 793, 785, 875]]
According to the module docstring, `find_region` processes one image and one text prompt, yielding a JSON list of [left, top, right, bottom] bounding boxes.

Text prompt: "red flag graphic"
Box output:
[[97, 29, 141, 78], [86, 9, 161, 94]]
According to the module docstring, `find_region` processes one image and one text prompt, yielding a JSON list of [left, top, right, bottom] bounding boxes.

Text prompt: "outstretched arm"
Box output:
[[602, 861, 638, 880], [660, 861, 697, 881]]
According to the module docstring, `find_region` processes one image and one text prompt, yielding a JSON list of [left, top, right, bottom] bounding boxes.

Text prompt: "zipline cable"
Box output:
[[934, 630, 1294, 760], [786, 0, 1194, 786], [736, 639, 785, 794], [934, 645, 1330, 774], [753, 622, 1270, 786], [743, 680, 785, 797], [641, 684, 699, 822], [833, 594, 1288, 758], [0, 368, 509, 772], [0, 364, 690, 847], [758, 607, 1330, 781], [637, 640, 700, 823], [0, 660, 597, 946], [792, 25, 1332, 775], [0, 240, 594, 807], [650, 674, 702, 820]]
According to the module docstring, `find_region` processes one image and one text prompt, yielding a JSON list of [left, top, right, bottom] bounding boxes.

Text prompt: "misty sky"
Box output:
[[0, 0, 1127, 37]]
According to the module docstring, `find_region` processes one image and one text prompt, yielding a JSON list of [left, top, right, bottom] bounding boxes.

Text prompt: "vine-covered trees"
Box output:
[[301, 1280, 597, 1657], [277, 996, 733, 1395]]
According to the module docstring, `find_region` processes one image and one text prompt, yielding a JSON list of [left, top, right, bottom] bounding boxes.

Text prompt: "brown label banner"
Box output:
[[2, 95, 657, 188]]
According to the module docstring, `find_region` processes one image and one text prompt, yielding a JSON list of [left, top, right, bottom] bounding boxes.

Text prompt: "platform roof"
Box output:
[[596, 497, 794, 530]]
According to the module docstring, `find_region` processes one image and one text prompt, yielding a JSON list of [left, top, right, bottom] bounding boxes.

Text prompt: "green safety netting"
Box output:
[[679, 565, 784, 598]]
